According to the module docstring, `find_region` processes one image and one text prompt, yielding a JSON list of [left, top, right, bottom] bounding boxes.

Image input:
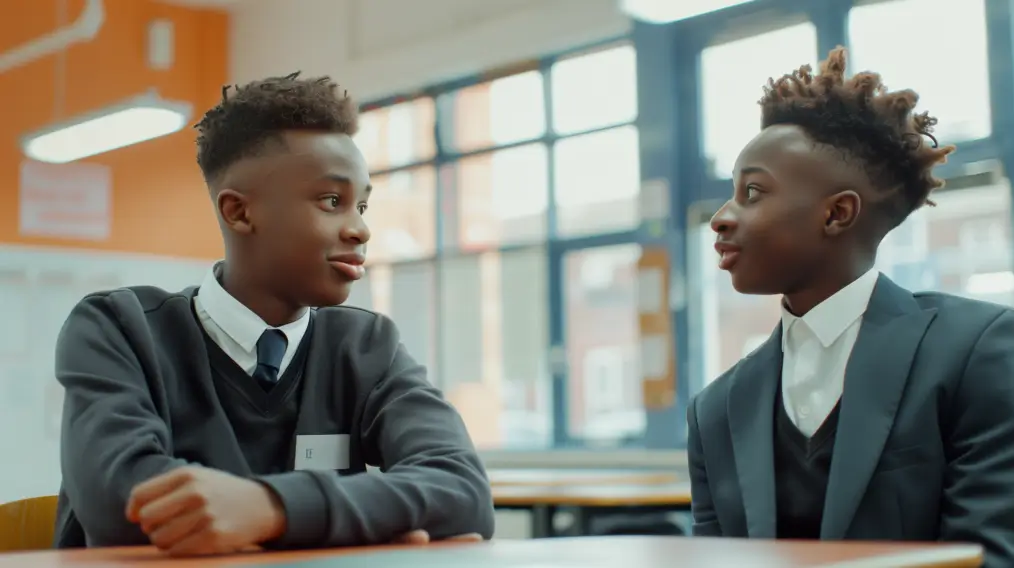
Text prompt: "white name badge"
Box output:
[[294, 434, 350, 471]]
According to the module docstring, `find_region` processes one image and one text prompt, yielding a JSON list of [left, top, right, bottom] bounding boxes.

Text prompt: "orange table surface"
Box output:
[[0, 536, 982, 568]]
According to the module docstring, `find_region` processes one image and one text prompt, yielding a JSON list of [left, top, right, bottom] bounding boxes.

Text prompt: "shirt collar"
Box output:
[[781, 268, 880, 350], [198, 262, 311, 354]]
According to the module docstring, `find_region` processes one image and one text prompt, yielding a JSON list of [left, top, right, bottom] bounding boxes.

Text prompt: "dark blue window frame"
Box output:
[[361, 0, 1014, 452]]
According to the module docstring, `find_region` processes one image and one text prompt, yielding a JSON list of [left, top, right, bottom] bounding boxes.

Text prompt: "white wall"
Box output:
[[228, 0, 630, 100], [0, 246, 212, 504]]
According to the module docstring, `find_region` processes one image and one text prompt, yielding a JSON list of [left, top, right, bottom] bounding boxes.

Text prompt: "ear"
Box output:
[[823, 190, 861, 237], [216, 189, 254, 234]]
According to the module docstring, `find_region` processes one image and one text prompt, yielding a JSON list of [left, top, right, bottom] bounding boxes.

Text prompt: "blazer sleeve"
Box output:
[[938, 309, 1014, 567], [687, 394, 722, 536], [257, 314, 494, 548], [56, 293, 187, 546]]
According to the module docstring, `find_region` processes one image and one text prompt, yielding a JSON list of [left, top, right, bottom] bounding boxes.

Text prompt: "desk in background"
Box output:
[[493, 482, 692, 537], [487, 468, 677, 487], [0, 536, 982, 567]]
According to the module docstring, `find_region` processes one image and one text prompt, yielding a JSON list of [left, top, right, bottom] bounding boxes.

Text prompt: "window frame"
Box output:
[[358, 38, 666, 453]]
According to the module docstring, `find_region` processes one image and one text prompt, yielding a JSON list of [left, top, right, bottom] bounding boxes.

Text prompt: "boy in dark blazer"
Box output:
[[689, 47, 1014, 567], [54, 73, 493, 555]]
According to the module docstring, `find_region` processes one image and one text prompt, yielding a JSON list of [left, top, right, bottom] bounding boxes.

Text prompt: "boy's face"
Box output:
[[710, 124, 863, 296], [218, 130, 372, 307]]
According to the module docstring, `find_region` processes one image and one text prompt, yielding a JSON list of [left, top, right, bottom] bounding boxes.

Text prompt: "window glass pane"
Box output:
[[554, 125, 640, 236], [691, 215, 782, 388], [367, 167, 437, 262], [355, 98, 436, 171], [360, 262, 439, 380], [692, 177, 1014, 391], [452, 144, 548, 250], [440, 71, 546, 153], [879, 181, 1014, 306], [700, 22, 818, 179], [439, 248, 551, 449], [849, 0, 990, 142], [551, 44, 638, 135], [564, 244, 645, 445]]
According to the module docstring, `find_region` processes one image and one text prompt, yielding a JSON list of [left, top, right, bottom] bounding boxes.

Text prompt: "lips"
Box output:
[[328, 253, 366, 281], [714, 242, 741, 271]]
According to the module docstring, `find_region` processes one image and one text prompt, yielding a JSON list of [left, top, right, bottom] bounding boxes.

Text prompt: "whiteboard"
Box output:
[[0, 244, 213, 504]]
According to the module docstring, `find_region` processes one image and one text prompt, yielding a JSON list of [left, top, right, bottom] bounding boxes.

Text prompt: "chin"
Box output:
[[729, 272, 774, 296], [309, 283, 352, 307]]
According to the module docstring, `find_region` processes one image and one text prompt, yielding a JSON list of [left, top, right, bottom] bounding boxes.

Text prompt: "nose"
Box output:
[[710, 200, 739, 235], [341, 212, 371, 245]]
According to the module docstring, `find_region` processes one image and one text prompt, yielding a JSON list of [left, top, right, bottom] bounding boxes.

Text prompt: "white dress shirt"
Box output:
[[779, 268, 880, 437], [193, 263, 311, 376]]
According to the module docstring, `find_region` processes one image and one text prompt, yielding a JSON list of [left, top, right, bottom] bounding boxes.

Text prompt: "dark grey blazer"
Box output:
[[687, 275, 1014, 567]]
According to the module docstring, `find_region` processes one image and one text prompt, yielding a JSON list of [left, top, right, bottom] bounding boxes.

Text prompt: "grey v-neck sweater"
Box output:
[[52, 285, 493, 549]]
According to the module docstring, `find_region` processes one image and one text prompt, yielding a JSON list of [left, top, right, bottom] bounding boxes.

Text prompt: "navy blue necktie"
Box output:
[[253, 329, 288, 391]]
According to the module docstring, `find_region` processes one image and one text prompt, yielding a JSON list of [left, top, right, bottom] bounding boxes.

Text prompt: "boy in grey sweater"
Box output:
[[53, 72, 494, 555]]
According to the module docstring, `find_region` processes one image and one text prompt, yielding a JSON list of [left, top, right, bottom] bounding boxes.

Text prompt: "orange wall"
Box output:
[[0, 0, 228, 259]]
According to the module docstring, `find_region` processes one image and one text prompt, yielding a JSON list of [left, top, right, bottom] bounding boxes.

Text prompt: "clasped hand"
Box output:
[[125, 466, 481, 556]]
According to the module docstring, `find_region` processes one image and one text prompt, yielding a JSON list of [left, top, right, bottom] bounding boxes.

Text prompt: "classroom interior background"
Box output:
[[0, 0, 1010, 538]]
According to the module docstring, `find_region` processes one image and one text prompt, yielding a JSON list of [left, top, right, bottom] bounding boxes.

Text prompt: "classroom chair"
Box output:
[[0, 495, 58, 551]]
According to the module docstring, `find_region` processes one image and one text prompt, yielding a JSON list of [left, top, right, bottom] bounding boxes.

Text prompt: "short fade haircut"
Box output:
[[759, 46, 955, 231], [195, 72, 359, 184]]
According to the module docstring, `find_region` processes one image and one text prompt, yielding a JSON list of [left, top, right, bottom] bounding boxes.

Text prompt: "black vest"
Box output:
[[773, 385, 841, 539]]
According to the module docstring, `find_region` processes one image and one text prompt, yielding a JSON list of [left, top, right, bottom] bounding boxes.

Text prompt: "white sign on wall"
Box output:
[[19, 160, 112, 241]]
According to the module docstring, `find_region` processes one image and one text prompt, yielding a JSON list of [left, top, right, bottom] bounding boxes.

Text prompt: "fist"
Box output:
[[126, 466, 285, 556]]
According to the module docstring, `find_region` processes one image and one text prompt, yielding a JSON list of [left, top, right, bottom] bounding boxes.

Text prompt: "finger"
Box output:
[[393, 529, 430, 544], [147, 508, 209, 551], [127, 468, 193, 521], [443, 533, 483, 542], [137, 488, 204, 534]]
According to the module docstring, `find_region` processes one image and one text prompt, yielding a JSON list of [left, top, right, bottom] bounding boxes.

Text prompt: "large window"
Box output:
[[347, 42, 642, 450]]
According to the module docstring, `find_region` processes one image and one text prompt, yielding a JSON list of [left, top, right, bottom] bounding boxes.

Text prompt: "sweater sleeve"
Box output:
[[56, 293, 187, 546], [258, 315, 494, 548]]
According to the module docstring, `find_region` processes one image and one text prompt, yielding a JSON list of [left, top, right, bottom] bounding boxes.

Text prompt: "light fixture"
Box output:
[[619, 0, 755, 24], [22, 91, 192, 164]]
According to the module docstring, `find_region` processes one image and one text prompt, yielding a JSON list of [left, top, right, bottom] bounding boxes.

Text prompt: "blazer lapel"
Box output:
[[728, 327, 782, 538], [820, 275, 936, 539]]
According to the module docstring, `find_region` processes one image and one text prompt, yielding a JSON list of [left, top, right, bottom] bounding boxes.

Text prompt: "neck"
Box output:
[[783, 257, 875, 316], [220, 260, 306, 327]]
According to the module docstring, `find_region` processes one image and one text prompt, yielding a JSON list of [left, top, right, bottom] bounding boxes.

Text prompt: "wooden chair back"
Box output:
[[0, 495, 58, 551]]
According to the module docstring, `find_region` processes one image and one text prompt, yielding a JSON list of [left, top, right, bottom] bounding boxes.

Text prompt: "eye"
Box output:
[[746, 184, 762, 201], [357, 203, 368, 215], [320, 195, 340, 210]]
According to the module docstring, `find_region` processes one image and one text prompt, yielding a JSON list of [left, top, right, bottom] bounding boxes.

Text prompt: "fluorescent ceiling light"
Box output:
[[22, 92, 191, 163], [619, 0, 755, 24], [965, 271, 1014, 295]]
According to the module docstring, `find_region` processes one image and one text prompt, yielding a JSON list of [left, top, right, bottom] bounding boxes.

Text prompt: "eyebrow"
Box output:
[[738, 166, 769, 177], [323, 174, 372, 194]]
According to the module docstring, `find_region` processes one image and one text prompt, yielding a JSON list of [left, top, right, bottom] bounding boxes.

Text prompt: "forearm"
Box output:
[[258, 453, 493, 548], [64, 440, 185, 546], [57, 294, 189, 546]]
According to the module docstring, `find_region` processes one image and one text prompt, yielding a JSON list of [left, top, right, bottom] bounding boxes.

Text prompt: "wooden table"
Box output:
[[0, 536, 982, 567], [488, 468, 677, 487], [492, 482, 692, 537]]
